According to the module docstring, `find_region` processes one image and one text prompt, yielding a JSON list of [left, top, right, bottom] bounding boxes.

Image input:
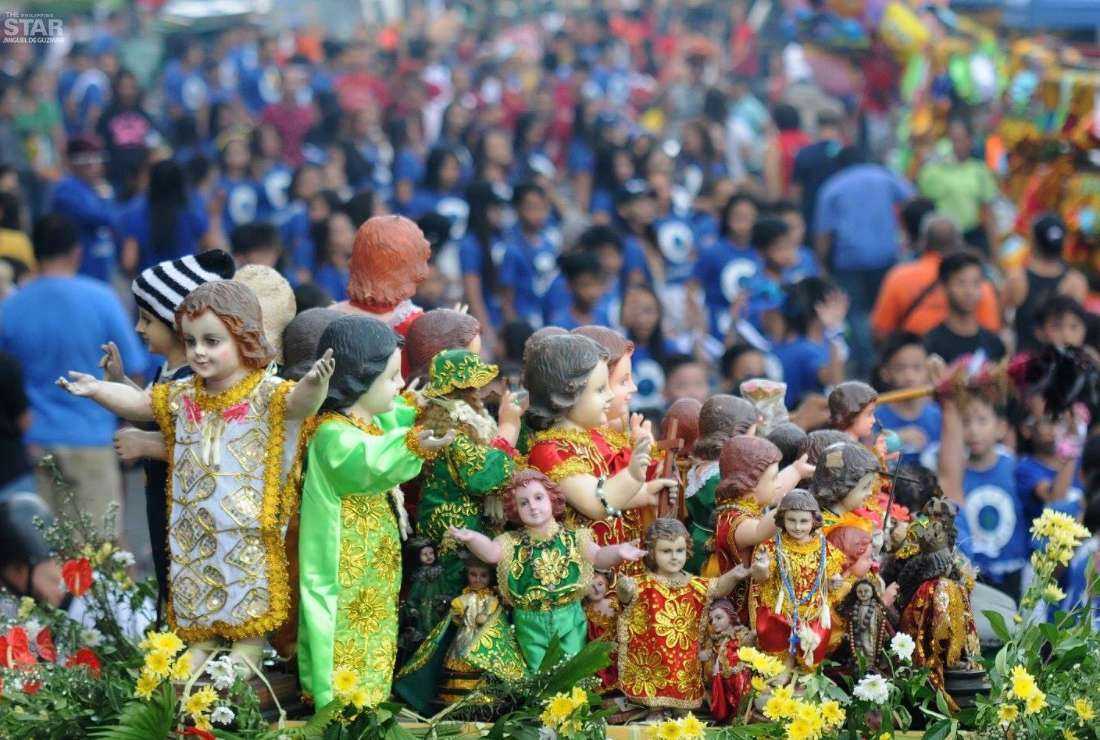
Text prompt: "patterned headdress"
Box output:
[[423, 349, 498, 398]]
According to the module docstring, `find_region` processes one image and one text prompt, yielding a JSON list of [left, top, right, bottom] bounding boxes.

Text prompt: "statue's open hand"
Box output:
[[617, 540, 647, 562], [99, 342, 125, 383], [302, 348, 335, 386], [447, 526, 477, 544], [57, 371, 99, 397], [419, 428, 456, 451], [792, 453, 814, 481]]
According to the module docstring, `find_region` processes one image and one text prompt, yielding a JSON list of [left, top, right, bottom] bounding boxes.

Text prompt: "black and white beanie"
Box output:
[[132, 250, 236, 325]]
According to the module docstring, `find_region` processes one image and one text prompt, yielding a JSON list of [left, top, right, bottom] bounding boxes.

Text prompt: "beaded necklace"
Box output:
[[775, 530, 827, 657]]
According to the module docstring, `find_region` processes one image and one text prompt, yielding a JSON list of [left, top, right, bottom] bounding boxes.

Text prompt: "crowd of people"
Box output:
[[0, 1, 1097, 623]]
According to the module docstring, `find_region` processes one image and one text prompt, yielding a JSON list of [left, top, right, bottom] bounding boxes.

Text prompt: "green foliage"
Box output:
[[90, 681, 175, 740]]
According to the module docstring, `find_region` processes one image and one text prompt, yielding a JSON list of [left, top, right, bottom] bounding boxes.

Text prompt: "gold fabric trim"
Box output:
[[405, 425, 443, 460], [496, 535, 516, 607], [192, 369, 266, 413]]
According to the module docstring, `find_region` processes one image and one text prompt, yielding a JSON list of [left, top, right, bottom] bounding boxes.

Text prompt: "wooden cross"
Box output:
[[654, 418, 686, 521]]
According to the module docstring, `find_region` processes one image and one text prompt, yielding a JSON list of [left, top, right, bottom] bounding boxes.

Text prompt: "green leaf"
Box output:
[[384, 724, 419, 740], [537, 636, 564, 673], [982, 610, 1011, 642], [922, 718, 954, 740], [89, 682, 174, 740], [540, 641, 612, 698]]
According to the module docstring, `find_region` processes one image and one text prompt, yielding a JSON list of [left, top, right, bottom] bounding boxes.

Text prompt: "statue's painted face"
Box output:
[[782, 510, 815, 542], [709, 607, 732, 633], [358, 348, 404, 416], [565, 360, 612, 430], [652, 536, 688, 576], [855, 582, 874, 603]]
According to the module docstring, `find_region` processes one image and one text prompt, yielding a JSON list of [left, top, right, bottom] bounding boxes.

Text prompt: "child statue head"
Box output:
[[708, 598, 739, 634], [766, 422, 808, 469], [810, 442, 882, 514], [316, 315, 402, 416], [643, 517, 692, 576], [347, 215, 431, 310], [799, 429, 849, 466], [466, 557, 494, 590], [280, 307, 342, 381], [405, 309, 482, 382], [175, 280, 276, 384], [587, 570, 613, 601], [234, 264, 296, 364], [523, 334, 610, 431], [715, 435, 782, 504], [828, 381, 879, 439], [695, 394, 761, 460], [572, 325, 636, 422], [827, 523, 874, 577], [775, 489, 823, 542], [837, 577, 883, 620], [404, 537, 437, 570], [661, 397, 702, 456], [502, 468, 566, 527]]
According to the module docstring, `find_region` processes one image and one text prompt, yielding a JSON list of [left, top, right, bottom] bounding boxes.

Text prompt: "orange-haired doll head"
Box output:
[[347, 215, 431, 311]]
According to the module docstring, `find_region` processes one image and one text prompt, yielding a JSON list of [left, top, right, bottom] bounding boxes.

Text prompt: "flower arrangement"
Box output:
[[643, 712, 707, 739], [538, 686, 604, 738]]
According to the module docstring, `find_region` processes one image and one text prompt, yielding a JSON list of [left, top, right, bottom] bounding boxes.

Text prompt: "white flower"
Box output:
[[205, 656, 237, 691], [889, 632, 916, 662], [112, 550, 136, 567], [80, 628, 104, 647], [211, 705, 235, 726], [24, 619, 42, 638], [853, 673, 892, 704]]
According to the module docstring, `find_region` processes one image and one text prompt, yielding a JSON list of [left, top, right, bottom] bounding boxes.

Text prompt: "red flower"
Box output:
[[61, 557, 93, 597], [35, 627, 56, 662], [66, 647, 102, 678], [222, 401, 249, 423], [23, 680, 41, 695], [182, 728, 215, 740], [0, 627, 36, 668]]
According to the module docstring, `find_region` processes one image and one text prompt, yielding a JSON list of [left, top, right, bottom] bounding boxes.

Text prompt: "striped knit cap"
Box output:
[[132, 250, 236, 325]]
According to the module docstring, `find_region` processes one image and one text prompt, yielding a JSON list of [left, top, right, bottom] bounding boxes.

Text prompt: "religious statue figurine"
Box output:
[[415, 349, 522, 592], [700, 598, 754, 724], [655, 397, 702, 522], [749, 490, 845, 670], [448, 469, 647, 670], [394, 558, 526, 714], [895, 497, 981, 709], [58, 280, 334, 678], [617, 519, 750, 716], [583, 570, 620, 692], [292, 315, 454, 709], [828, 381, 879, 444], [686, 395, 761, 574], [336, 214, 431, 342], [799, 429, 849, 467], [835, 578, 895, 673], [234, 264, 297, 364], [405, 309, 483, 383], [400, 538, 451, 659], [522, 334, 676, 560], [810, 441, 883, 532]]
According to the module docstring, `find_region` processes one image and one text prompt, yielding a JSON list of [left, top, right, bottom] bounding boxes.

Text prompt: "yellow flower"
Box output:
[[1073, 697, 1095, 723], [332, 668, 359, 698], [751, 676, 767, 692], [821, 700, 846, 728], [350, 687, 370, 710], [569, 685, 587, 709], [785, 718, 815, 740], [560, 718, 582, 737], [134, 670, 159, 699], [145, 631, 184, 656], [1063, 730, 1078, 740], [998, 703, 1019, 725], [1042, 584, 1066, 603], [1024, 690, 1047, 715], [170, 654, 192, 681], [878, 734, 892, 740], [541, 693, 576, 728], [656, 720, 684, 740], [17, 596, 35, 620], [194, 714, 212, 732], [1009, 665, 1038, 701], [764, 695, 798, 721], [144, 649, 172, 678], [793, 701, 823, 734], [678, 713, 706, 738], [183, 686, 217, 717]]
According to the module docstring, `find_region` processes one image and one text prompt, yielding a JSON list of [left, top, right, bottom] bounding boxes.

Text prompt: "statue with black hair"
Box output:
[[294, 315, 454, 710]]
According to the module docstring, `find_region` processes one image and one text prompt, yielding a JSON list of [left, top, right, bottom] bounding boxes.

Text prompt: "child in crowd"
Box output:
[[1013, 395, 1086, 522], [230, 221, 282, 269], [663, 354, 711, 407], [873, 332, 941, 465], [768, 200, 819, 284], [499, 182, 558, 328], [924, 250, 1005, 363], [1033, 295, 1089, 350], [771, 277, 848, 409], [620, 285, 685, 413], [312, 208, 356, 302], [693, 193, 759, 339], [939, 395, 1027, 601], [547, 251, 611, 330], [745, 216, 797, 330]]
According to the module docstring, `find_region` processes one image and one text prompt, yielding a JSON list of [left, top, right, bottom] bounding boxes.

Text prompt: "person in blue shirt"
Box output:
[[546, 251, 613, 330], [873, 332, 942, 465], [620, 284, 683, 414], [745, 216, 801, 332], [50, 137, 121, 282], [120, 159, 210, 271], [0, 215, 143, 534], [770, 200, 820, 284], [813, 146, 914, 378], [574, 224, 647, 313], [388, 116, 427, 214], [404, 147, 468, 240], [459, 181, 509, 334], [1061, 495, 1100, 628], [216, 136, 260, 240], [312, 208, 356, 302], [693, 193, 760, 339], [161, 40, 208, 124], [590, 145, 636, 222], [1013, 394, 1086, 523], [498, 182, 559, 328], [771, 276, 848, 409], [939, 395, 1028, 601]]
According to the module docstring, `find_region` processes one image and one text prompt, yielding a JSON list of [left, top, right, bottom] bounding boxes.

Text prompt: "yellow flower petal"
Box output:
[[332, 667, 359, 697], [1073, 697, 1095, 723]]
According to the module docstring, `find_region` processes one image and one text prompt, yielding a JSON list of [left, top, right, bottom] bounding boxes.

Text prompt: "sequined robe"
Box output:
[[496, 524, 593, 670], [685, 460, 720, 574], [296, 407, 425, 709], [707, 494, 767, 620], [618, 572, 716, 709], [750, 532, 845, 668], [525, 426, 643, 573], [706, 629, 753, 722], [584, 593, 620, 691], [151, 370, 301, 644]]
